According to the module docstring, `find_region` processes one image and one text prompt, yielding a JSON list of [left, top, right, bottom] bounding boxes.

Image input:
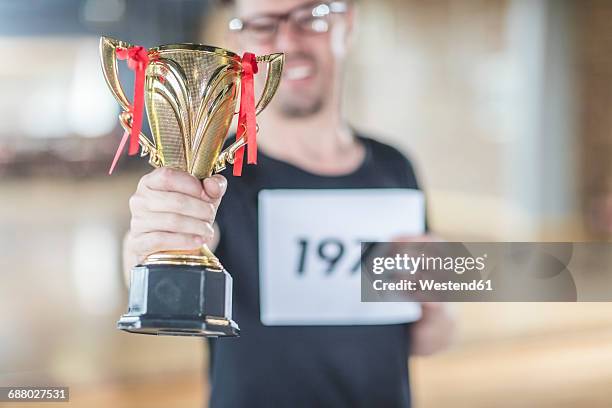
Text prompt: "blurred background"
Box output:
[[1, 0, 612, 407]]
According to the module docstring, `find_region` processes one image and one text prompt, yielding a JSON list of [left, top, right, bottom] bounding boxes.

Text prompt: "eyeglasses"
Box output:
[[228, 1, 348, 43]]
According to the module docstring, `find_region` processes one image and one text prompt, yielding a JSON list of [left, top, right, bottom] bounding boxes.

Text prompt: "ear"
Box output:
[[346, 2, 356, 33], [331, 2, 357, 57], [345, 2, 357, 49]]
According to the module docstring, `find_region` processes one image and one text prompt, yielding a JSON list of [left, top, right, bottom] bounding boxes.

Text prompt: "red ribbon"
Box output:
[[233, 52, 259, 177], [109, 45, 149, 175]]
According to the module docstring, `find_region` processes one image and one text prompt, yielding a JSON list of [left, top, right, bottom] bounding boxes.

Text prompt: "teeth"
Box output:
[[286, 66, 312, 80]]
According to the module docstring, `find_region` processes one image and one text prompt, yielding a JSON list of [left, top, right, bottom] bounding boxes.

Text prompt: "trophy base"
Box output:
[[118, 263, 239, 338], [117, 315, 239, 337]]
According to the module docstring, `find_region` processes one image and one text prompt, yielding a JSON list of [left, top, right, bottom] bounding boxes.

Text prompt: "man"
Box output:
[[123, 0, 455, 406]]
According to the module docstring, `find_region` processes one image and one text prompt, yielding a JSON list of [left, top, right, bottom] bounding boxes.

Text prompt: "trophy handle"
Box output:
[[99, 36, 161, 167], [213, 53, 284, 173], [254, 53, 285, 115], [213, 133, 247, 173]]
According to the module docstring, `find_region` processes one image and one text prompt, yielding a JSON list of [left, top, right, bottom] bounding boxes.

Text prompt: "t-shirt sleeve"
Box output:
[[402, 154, 429, 232], [399, 152, 421, 191], [383, 142, 429, 233]]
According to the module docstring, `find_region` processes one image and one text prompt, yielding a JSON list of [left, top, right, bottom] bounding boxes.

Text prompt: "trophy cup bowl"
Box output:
[[100, 36, 284, 337]]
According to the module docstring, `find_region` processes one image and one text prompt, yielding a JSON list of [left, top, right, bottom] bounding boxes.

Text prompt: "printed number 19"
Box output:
[[296, 238, 372, 275]]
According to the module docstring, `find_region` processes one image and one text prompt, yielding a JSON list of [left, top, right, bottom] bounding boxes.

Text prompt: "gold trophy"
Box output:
[[100, 36, 283, 337]]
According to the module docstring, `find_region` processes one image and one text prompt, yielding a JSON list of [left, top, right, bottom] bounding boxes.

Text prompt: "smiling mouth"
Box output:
[[284, 65, 314, 81]]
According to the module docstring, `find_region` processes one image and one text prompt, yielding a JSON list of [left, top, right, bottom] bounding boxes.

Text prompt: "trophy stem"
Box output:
[[143, 244, 223, 269]]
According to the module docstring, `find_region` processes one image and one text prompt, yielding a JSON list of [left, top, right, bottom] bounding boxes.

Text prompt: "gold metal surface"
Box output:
[[100, 36, 284, 267], [206, 317, 231, 326], [255, 54, 284, 115]]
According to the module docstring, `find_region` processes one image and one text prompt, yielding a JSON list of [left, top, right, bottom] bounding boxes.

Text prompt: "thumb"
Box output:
[[201, 175, 227, 205]]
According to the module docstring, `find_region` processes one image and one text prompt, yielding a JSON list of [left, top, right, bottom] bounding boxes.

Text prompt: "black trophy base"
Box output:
[[118, 264, 239, 338]]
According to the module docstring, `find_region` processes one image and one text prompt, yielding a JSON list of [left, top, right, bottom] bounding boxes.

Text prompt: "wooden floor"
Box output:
[[6, 310, 612, 408], [413, 326, 612, 408], [6, 325, 612, 408], [3, 178, 612, 408], [0, 374, 205, 408]]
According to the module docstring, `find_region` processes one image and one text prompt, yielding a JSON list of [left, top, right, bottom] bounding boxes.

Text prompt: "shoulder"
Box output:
[[361, 135, 411, 163], [358, 133, 420, 188]]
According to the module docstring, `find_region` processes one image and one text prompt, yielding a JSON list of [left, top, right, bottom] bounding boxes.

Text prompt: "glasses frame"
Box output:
[[228, 0, 348, 40]]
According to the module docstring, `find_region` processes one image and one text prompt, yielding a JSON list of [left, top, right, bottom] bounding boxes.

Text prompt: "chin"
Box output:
[[276, 88, 325, 115], [278, 99, 324, 118]]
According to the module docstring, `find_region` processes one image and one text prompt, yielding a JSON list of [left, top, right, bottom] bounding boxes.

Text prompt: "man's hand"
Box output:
[[123, 167, 227, 275], [391, 234, 457, 356], [410, 302, 456, 356]]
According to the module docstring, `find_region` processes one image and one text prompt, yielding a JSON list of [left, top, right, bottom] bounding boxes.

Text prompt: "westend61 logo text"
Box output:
[[371, 253, 487, 275]]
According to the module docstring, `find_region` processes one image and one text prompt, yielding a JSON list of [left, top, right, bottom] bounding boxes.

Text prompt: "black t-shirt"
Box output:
[[209, 134, 422, 408]]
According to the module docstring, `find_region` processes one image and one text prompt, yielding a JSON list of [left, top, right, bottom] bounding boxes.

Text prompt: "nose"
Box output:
[[273, 19, 302, 53]]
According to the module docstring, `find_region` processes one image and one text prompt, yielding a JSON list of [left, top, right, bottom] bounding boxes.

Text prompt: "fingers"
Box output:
[[140, 167, 203, 198], [201, 175, 227, 206], [132, 189, 216, 221], [131, 212, 214, 240], [129, 231, 205, 257]]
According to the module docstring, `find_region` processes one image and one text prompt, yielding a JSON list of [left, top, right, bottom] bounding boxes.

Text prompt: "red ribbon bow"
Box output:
[[109, 45, 149, 175], [233, 52, 259, 177]]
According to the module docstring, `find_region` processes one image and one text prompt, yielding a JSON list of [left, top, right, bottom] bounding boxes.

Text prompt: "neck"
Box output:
[[256, 105, 364, 175]]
